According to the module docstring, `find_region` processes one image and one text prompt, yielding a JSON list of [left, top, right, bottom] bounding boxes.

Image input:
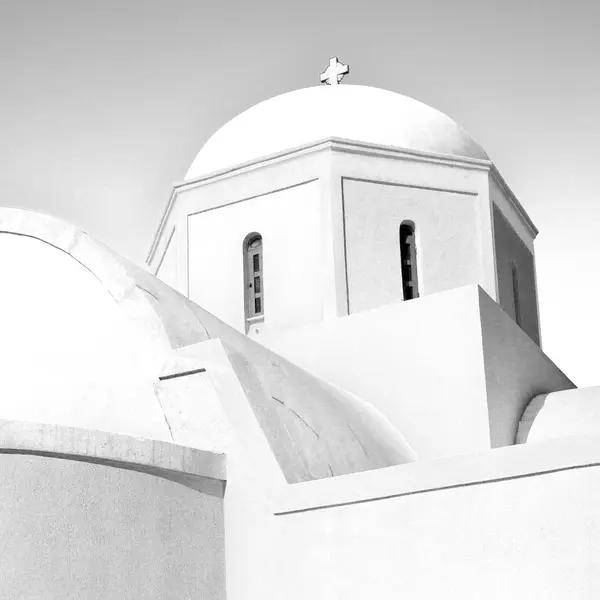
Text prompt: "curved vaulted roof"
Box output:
[[0, 207, 416, 482]]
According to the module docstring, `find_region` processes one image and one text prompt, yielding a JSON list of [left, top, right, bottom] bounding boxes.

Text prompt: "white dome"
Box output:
[[186, 85, 489, 179]]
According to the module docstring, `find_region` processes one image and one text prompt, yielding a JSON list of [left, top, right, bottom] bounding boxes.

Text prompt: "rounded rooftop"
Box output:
[[186, 84, 489, 180], [0, 207, 416, 482]]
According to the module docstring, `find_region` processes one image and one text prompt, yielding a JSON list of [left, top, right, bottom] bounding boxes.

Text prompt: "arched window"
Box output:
[[399, 221, 419, 300], [244, 233, 264, 330], [511, 261, 521, 326]]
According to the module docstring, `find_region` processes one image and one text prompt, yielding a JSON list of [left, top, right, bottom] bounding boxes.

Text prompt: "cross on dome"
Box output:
[[320, 57, 349, 85]]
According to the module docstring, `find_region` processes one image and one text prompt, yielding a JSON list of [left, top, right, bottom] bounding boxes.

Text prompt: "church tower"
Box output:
[[147, 58, 540, 345]]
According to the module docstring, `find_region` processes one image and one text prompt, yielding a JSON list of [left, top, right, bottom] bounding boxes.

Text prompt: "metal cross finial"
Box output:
[[320, 57, 349, 85]]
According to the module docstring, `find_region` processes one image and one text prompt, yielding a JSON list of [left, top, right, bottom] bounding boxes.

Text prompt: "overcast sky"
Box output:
[[2, 0, 599, 386]]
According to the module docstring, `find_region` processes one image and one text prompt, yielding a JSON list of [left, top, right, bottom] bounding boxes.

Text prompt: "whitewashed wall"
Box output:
[[187, 180, 323, 333], [273, 465, 600, 599], [260, 286, 491, 460], [225, 437, 600, 600], [343, 178, 483, 313], [0, 455, 224, 600]]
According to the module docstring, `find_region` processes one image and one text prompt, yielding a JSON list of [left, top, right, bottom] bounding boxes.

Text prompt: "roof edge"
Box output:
[[0, 417, 225, 496], [489, 165, 539, 238], [146, 136, 493, 264], [0, 207, 174, 351]]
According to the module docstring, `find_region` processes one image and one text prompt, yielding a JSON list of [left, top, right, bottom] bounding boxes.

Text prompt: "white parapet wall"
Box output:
[[258, 285, 573, 459]]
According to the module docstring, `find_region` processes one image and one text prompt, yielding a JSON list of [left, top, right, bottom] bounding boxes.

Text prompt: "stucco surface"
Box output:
[[222, 337, 415, 482], [269, 464, 600, 599], [186, 85, 488, 178], [516, 392, 548, 443], [155, 368, 232, 457], [129, 248, 419, 483], [151, 140, 507, 334], [187, 179, 323, 333], [0, 232, 174, 441], [479, 287, 574, 448], [489, 173, 536, 250], [0, 208, 413, 484], [492, 203, 540, 343], [272, 433, 600, 514], [156, 336, 416, 493], [167, 328, 417, 483], [0, 455, 224, 600], [0, 207, 211, 353], [521, 386, 600, 443], [259, 285, 574, 460], [343, 178, 482, 312], [260, 285, 492, 460], [225, 424, 600, 599], [0, 418, 225, 496]]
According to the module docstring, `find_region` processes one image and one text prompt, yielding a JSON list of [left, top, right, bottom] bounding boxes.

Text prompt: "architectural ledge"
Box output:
[[176, 136, 492, 191], [146, 137, 493, 264], [0, 418, 226, 497], [490, 165, 539, 238], [271, 433, 600, 515]]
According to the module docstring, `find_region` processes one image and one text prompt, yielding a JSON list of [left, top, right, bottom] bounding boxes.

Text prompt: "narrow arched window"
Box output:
[[511, 261, 521, 326], [399, 222, 419, 300], [244, 233, 264, 329]]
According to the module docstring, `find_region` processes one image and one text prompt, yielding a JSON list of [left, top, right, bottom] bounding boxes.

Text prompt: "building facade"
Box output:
[[1, 68, 600, 598]]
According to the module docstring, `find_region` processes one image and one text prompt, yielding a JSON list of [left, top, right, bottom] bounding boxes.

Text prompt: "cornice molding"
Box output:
[[490, 165, 539, 238], [272, 433, 600, 515], [147, 140, 538, 263], [0, 418, 226, 496], [180, 137, 492, 190], [146, 137, 494, 263]]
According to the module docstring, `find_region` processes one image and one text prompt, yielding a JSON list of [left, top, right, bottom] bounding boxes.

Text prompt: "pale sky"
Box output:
[[2, 0, 599, 386]]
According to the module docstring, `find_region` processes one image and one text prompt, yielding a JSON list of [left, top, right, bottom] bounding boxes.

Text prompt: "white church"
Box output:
[[1, 58, 599, 598]]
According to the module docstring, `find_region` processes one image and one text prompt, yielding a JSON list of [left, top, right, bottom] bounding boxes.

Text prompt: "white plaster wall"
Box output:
[[155, 368, 232, 454], [0, 455, 224, 599], [331, 150, 497, 304], [342, 178, 483, 313], [479, 288, 574, 448], [525, 387, 600, 443], [259, 286, 491, 460], [489, 175, 535, 252], [491, 202, 540, 344], [224, 428, 600, 600], [188, 180, 322, 333], [151, 146, 496, 324], [269, 465, 600, 599], [155, 228, 178, 291], [224, 442, 282, 600], [0, 234, 170, 440]]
